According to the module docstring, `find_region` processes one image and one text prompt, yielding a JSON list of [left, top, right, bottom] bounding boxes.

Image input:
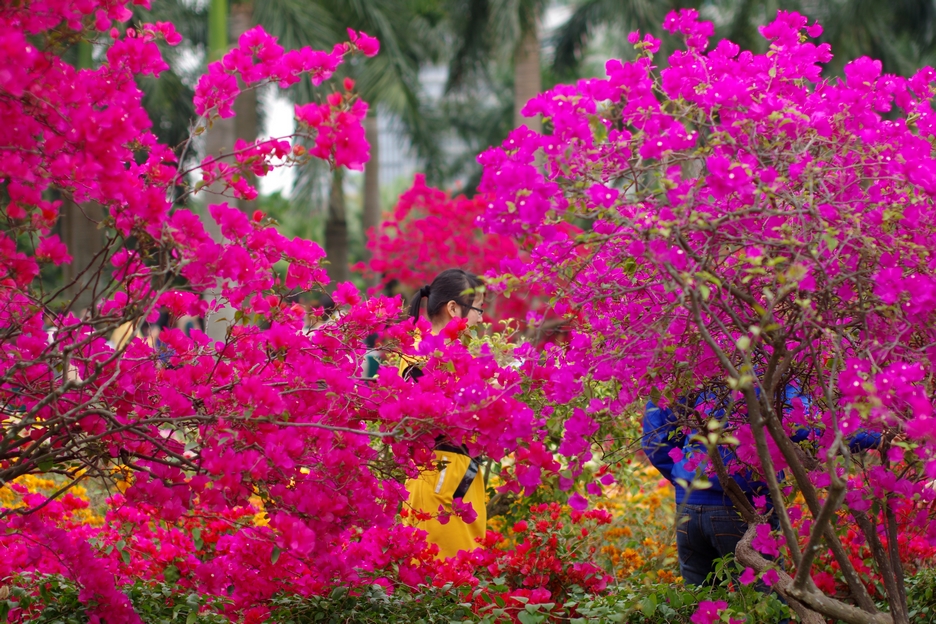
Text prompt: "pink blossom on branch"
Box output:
[[479, 6, 936, 618]]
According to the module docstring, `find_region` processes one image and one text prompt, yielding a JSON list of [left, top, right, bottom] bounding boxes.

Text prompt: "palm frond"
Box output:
[[445, 0, 494, 90], [139, 71, 197, 149], [551, 0, 686, 75]]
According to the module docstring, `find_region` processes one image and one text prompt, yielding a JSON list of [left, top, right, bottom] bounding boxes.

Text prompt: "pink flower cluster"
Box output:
[[0, 5, 556, 610], [477, 5, 936, 613], [0, 2, 463, 621], [361, 174, 548, 326], [194, 25, 342, 118], [7, 1, 936, 621], [294, 88, 370, 171]]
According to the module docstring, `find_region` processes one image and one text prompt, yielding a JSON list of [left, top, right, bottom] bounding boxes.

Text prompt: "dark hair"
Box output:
[[408, 269, 482, 322], [141, 309, 171, 334]]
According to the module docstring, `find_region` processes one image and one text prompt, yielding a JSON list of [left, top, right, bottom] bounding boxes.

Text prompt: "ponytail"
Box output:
[[408, 269, 482, 323], [408, 285, 432, 321]]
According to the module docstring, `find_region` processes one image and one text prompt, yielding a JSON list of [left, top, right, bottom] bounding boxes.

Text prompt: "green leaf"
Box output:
[[640, 594, 657, 617], [164, 564, 181, 584], [192, 528, 203, 551], [186, 610, 198, 624], [517, 611, 539, 624], [271, 546, 281, 564]]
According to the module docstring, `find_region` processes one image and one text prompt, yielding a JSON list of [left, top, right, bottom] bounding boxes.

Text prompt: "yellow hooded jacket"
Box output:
[[399, 348, 487, 559]]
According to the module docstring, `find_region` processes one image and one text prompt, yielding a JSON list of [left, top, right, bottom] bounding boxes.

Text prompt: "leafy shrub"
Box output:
[[0, 574, 229, 624], [264, 576, 790, 624], [901, 567, 936, 623]]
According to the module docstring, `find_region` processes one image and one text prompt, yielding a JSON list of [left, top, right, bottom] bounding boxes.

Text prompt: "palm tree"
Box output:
[[134, 0, 207, 152], [445, 0, 550, 132], [253, 0, 442, 286], [553, 0, 692, 76]]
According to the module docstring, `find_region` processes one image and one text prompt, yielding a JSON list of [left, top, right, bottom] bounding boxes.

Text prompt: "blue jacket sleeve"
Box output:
[[782, 385, 880, 451], [781, 385, 818, 442], [642, 400, 684, 483], [848, 430, 881, 452]]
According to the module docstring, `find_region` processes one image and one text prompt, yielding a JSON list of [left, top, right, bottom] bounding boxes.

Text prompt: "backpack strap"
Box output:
[[452, 456, 481, 500]]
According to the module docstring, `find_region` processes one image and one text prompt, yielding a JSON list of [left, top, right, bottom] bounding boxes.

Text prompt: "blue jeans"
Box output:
[[676, 505, 789, 623], [676, 504, 749, 586]]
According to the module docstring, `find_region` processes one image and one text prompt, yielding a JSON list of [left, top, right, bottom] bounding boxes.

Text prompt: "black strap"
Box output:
[[453, 456, 481, 500], [401, 364, 424, 381], [405, 365, 480, 499], [435, 441, 470, 456]]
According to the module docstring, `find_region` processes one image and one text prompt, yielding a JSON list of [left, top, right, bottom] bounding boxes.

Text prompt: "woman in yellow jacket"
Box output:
[[401, 268, 487, 559]]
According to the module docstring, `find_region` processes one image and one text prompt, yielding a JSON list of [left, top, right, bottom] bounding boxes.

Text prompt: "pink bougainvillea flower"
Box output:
[[35, 235, 71, 265], [691, 600, 728, 624]]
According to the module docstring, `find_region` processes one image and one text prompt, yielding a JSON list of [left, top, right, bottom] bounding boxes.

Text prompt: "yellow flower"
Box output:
[[248, 495, 270, 527]]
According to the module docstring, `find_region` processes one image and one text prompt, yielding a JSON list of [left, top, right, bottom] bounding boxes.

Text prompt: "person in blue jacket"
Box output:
[[642, 386, 880, 587]]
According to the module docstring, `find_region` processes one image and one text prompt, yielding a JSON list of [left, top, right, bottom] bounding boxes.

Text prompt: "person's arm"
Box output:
[[847, 430, 882, 452], [642, 400, 684, 482], [780, 385, 820, 443], [780, 384, 883, 451]]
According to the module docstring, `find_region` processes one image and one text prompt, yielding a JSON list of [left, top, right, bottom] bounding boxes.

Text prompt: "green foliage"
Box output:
[[259, 191, 323, 244], [266, 584, 472, 623], [898, 567, 936, 622], [568, 581, 788, 624], [263, 576, 791, 624], [15, 564, 936, 623], [2, 574, 229, 624]]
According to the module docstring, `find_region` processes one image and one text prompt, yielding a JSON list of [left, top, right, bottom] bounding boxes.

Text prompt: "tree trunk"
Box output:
[[231, 1, 258, 215], [59, 40, 105, 316], [60, 200, 104, 316], [324, 168, 349, 286], [362, 110, 380, 288], [202, 0, 234, 342], [513, 24, 541, 132]]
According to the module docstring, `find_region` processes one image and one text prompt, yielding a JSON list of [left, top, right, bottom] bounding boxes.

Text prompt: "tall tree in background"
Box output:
[[57, 1, 208, 315], [230, 0, 259, 214], [134, 0, 207, 152], [552, 0, 691, 75], [199, 0, 234, 340], [60, 40, 104, 315], [446, 0, 549, 133], [202, 0, 259, 214], [799, 0, 936, 76], [253, 0, 440, 286]]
